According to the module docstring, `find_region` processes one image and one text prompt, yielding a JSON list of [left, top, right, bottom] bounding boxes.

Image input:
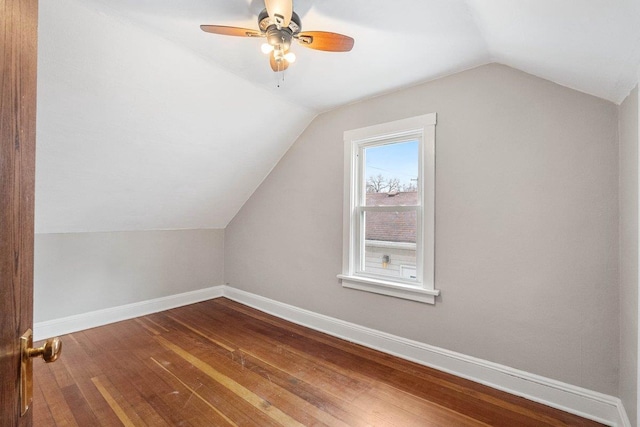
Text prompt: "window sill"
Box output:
[[337, 274, 439, 304]]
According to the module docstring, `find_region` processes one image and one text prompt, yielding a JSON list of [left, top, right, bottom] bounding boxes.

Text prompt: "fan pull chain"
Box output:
[[275, 62, 285, 88], [278, 35, 285, 87], [276, 69, 285, 88]]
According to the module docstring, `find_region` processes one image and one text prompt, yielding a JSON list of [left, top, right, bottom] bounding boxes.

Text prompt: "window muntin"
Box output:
[[339, 113, 438, 304]]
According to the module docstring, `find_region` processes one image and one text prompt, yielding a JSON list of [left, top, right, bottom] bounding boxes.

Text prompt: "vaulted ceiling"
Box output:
[[35, 0, 640, 233]]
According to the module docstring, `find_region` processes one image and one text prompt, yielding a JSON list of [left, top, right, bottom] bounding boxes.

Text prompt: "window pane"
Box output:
[[364, 140, 419, 206], [362, 210, 417, 280]]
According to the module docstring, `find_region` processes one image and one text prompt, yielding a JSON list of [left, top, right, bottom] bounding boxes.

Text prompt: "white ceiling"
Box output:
[[35, 0, 640, 233]]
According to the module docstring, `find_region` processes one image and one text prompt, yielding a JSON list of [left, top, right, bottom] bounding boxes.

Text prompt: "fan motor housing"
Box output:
[[266, 27, 292, 50], [258, 9, 301, 35]]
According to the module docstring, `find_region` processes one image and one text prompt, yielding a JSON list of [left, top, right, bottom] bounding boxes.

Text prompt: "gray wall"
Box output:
[[224, 64, 620, 395], [34, 229, 224, 322], [619, 86, 638, 425]]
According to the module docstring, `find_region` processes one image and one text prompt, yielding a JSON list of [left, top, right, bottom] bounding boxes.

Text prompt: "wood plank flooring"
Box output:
[[33, 298, 604, 426]]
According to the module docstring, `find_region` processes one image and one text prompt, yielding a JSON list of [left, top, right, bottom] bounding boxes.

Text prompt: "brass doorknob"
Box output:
[[20, 330, 63, 416], [27, 337, 62, 363]]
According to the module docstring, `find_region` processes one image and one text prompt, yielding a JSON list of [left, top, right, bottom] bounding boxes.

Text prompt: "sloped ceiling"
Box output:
[[36, 0, 640, 233], [36, 0, 316, 233]]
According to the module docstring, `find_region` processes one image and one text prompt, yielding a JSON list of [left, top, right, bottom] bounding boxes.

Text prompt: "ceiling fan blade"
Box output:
[[296, 31, 354, 52], [269, 51, 289, 72], [265, 0, 293, 27], [200, 25, 262, 38]]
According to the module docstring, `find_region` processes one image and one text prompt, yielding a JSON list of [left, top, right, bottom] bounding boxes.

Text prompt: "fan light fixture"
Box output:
[[200, 0, 354, 75]]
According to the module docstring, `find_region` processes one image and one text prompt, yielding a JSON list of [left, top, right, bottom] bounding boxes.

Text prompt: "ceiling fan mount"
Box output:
[[201, 0, 354, 73]]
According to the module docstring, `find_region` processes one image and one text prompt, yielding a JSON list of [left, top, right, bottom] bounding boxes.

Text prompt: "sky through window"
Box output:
[[365, 140, 418, 192]]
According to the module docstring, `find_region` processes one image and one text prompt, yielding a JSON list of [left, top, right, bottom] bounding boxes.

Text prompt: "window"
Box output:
[[338, 113, 439, 304]]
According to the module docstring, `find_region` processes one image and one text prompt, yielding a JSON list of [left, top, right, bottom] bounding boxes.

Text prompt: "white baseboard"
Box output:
[[223, 286, 630, 427], [33, 284, 630, 426], [33, 286, 224, 341], [619, 401, 632, 427]]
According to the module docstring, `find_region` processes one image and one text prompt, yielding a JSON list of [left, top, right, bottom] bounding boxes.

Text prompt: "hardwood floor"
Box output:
[[33, 298, 603, 426]]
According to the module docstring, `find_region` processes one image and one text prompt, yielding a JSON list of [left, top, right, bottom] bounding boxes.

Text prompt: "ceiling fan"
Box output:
[[200, 0, 354, 72]]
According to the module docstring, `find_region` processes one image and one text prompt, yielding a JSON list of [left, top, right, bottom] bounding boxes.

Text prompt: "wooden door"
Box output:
[[0, 0, 38, 425]]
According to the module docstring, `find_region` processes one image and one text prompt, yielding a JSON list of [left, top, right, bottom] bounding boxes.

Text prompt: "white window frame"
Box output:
[[338, 113, 439, 304]]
